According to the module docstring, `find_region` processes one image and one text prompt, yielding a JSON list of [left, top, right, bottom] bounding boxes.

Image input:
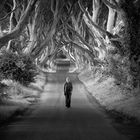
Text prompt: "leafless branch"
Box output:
[[101, 0, 120, 10], [32, 2, 66, 58], [51, 0, 55, 13], [70, 41, 95, 60], [0, 0, 39, 47], [0, 1, 23, 22], [66, 23, 93, 52], [57, 0, 77, 32], [78, 0, 117, 39]]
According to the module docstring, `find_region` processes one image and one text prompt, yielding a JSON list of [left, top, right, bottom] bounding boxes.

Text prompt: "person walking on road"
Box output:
[[64, 77, 73, 108]]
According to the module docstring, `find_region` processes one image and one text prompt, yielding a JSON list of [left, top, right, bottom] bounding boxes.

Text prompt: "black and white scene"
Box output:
[[0, 0, 140, 140]]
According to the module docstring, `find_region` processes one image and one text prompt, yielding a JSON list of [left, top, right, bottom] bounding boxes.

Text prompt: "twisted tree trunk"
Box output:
[[106, 6, 116, 33], [0, 0, 38, 48], [7, 0, 16, 50], [92, 0, 101, 23]]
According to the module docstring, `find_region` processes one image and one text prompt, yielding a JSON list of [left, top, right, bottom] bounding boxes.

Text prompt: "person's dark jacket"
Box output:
[[64, 82, 73, 96]]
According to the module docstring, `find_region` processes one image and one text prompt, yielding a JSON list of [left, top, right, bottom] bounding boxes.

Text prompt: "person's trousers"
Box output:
[[65, 94, 71, 107]]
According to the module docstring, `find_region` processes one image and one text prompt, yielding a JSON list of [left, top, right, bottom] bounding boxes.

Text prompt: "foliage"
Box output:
[[0, 82, 9, 100], [0, 82, 8, 93], [0, 50, 37, 86], [119, 0, 140, 89], [105, 53, 132, 89]]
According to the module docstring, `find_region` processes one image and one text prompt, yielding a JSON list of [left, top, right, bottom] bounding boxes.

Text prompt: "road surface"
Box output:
[[0, 70, 128, 140]]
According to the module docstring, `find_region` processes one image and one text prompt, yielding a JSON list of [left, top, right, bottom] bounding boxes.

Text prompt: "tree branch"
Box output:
[[66, 23, 93, 52], [31, 1, 66, 58], [57, 0, 77, 32], [78, 0, 115, 38], [101, 0, 120, 10], [41, 41, 64, 65], [63, 26, 95, 60], [0, 0, 38, 47], [0, 1, 23, 22], [51, 0, 55, 13], [70, 41, 95, 60]]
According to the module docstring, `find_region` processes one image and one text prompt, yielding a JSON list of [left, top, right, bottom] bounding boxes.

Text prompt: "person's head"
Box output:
[[66, 77, 70, 83]]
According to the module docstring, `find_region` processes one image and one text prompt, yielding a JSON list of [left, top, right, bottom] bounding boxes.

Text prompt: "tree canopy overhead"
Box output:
[[0, 0, 140, 88]]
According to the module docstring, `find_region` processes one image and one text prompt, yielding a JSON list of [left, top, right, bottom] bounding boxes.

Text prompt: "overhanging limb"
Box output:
[[0, 0, 39, 47]]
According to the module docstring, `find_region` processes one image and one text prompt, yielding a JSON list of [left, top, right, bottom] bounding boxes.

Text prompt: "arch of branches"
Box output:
[[0, 0, 140, 87]]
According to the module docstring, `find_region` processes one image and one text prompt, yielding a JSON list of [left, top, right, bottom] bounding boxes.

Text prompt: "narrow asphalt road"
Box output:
[[0, 70, 128, 140]]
